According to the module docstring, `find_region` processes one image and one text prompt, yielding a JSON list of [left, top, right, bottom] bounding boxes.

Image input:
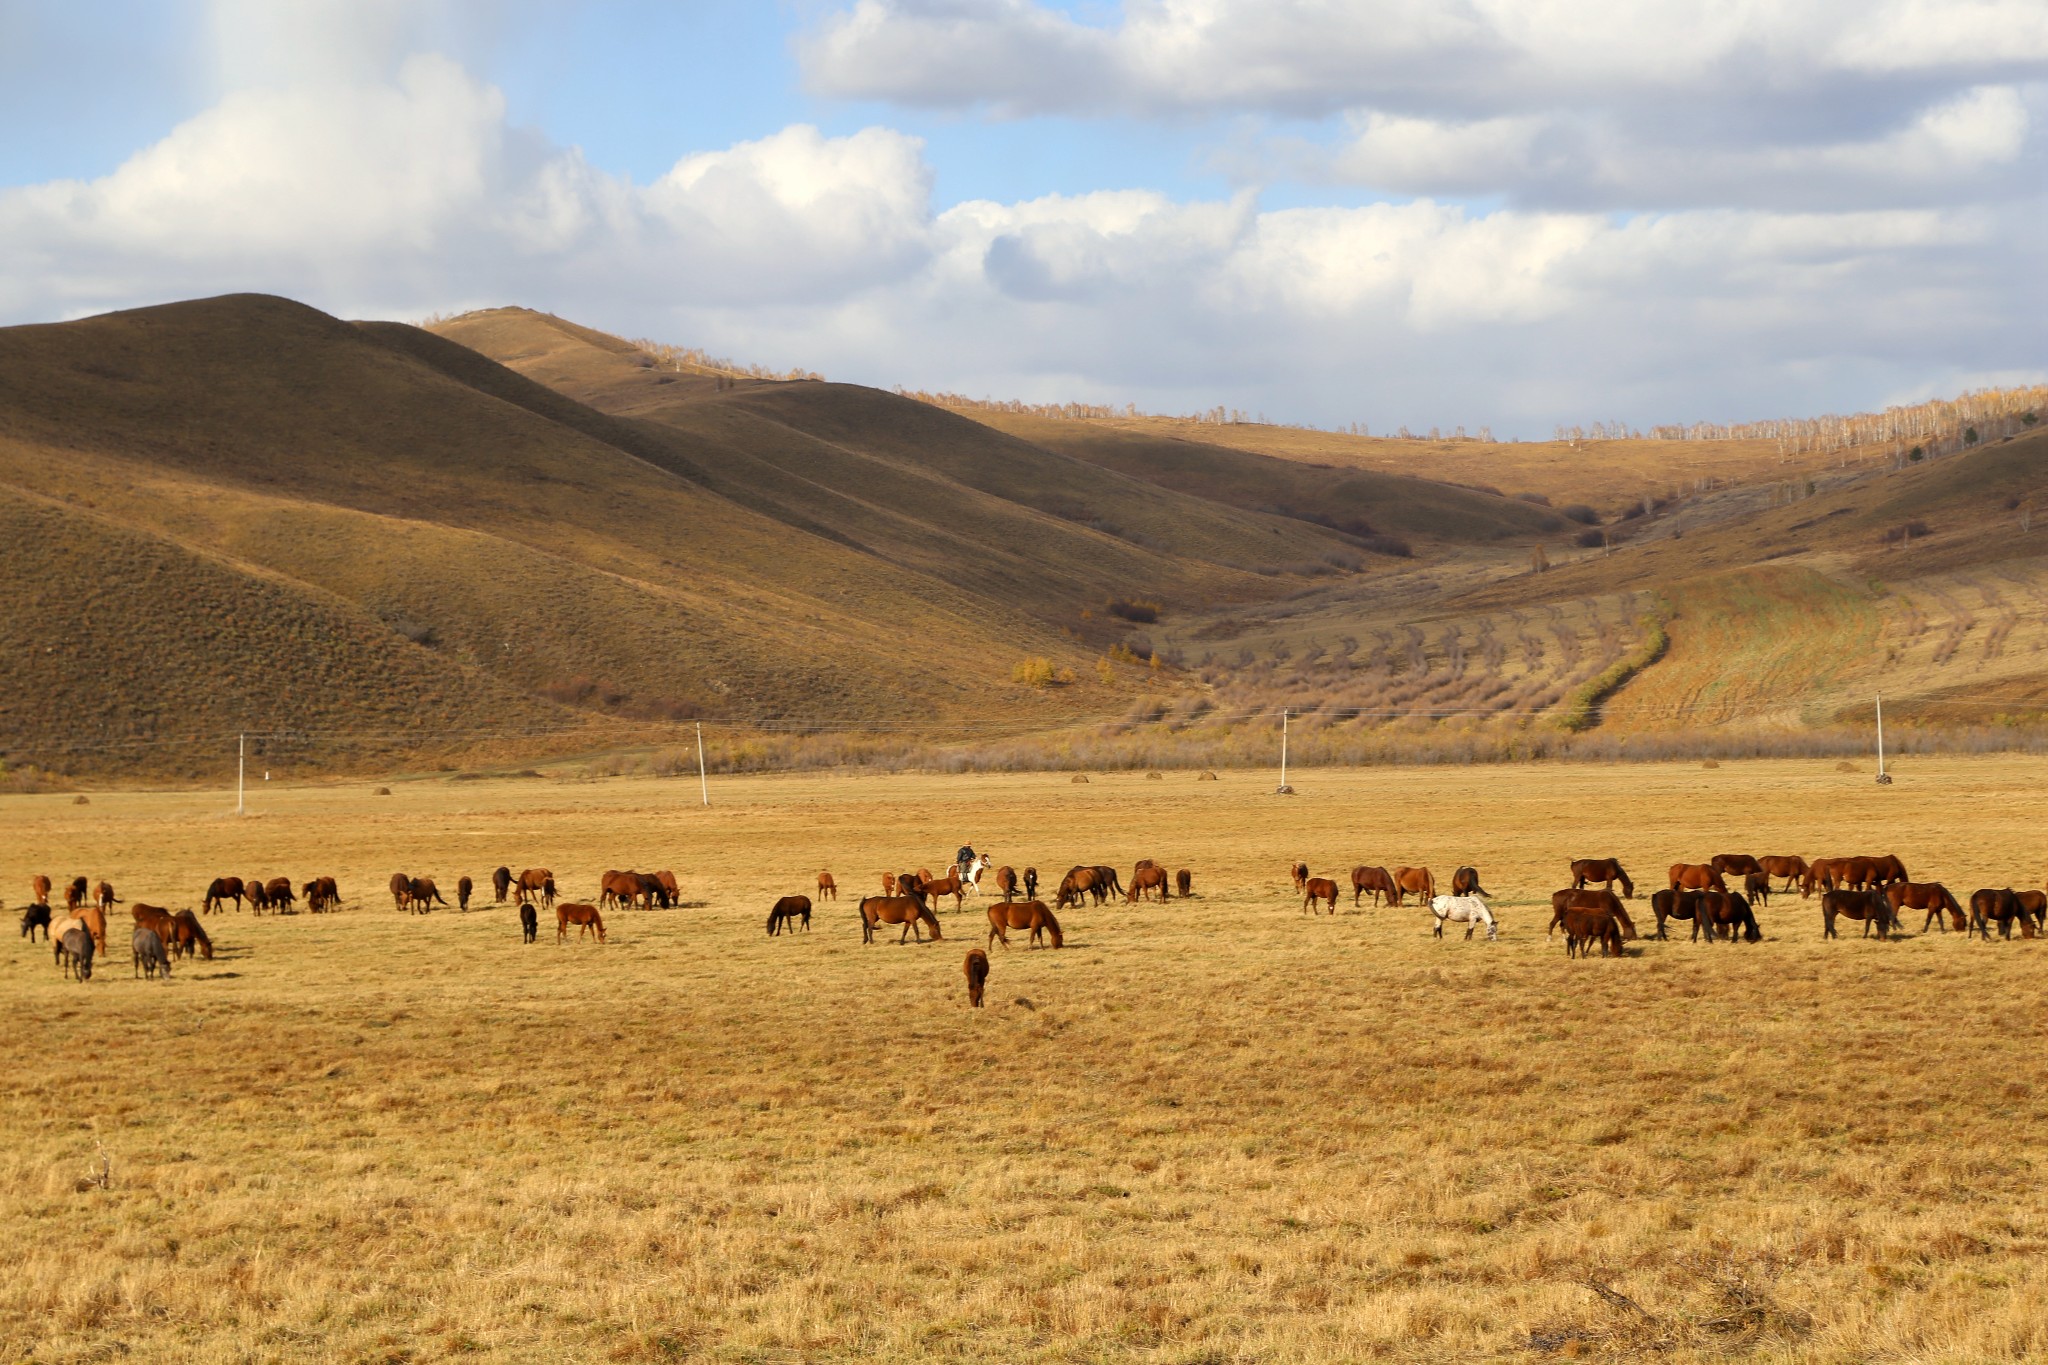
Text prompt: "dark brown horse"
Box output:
[[457, 875, 473, 911], [556, 902, 605, 943], [1393, 866, 1436, 902], [1127, 866, 1169, 904], [492, 866, 513, 903], [1549, 889, 1639, 941], [1450, 866, 1487, 897], [1888, 881, 1964, 933], [964, 949, 989, 1007], [1695, 891, 1761, 943], [1569, 858, 1634, 898], [816, 871, 838, 901], [1759, 855, 1809, 891], [303, 876, 341, 913], [95, 881, 118, 914], [1968, 888, 2030, 940], [1351, 865, 1400, 907], [1089, 865, 1126, 900], [1175, 869, 1192, 898], [1710, 854, 1762, 877], [1023, 867, 1039, 900], [1553, 905, 1627, 958], [407, 877, 446, 913], [1822, 889, 1895, 939], [859, 895, 941, 944], [168, 909, 212, 960], [2019, 890, 2048, 934], [203, 876, 243, 915], [1302, 877, 1339, 915], [265, 877, 296, 914], [389, 872, 412, 912], [1742, 870, 1772, 906], [1055, 867, 1102, 910], [987, 900, 1063, 948], [1290, 862, 1309, 893], [1649, 888, 1698, 940], [767, 895, 812, 935], [1669, 863, 1727, 893], [64, 877, 88, 913]]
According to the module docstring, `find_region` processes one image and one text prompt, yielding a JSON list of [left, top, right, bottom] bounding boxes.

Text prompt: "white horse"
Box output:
[[1430, 894, 1497, 940], [956, 853, 992, 894]]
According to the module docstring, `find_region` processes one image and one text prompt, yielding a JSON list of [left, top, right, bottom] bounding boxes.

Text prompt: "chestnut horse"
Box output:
[[64, 877, 87, 913], [203, 876, 243, 914], [2018, 890, 2048, 934], [408, 877, 447, 913], [30, 874, 51, 906], [987, 900, 1063, 948], [77, 905, 108, 954], [1548, 889, 1639, 942], [556, 902, 605, 943], [1888, 881, 1965, 933], [1969, 888, 2030, 941], [964, 949, 989, 1007], [1821, 889, 1895, 940], [1554, 906, 1627, 958], [1393, 867, 1436, 902], [1055, 867, 1103, 910], [816, 872, 837, 901], [1127, 866, 1169, 904], [1743, 871, 1772, 906], [1450, 866, 1488, 897], [1759, 855, 1809, 892], [95, 881, 118, 914], [914, 872, 970, 913], [1175, 869, 1193, 898], [1351, 865, 1400, 908], [303, 876, 341, 913], [878, 872, 898, 897], [1710, 854, 1762, 878], [515, 868, 554, 907], [264, 877, 295, 914], [389, 872, 412, 912], [168, 909, 212, 960], [1302, 877, 1339, 915], [767, 895, 812, 935], [991, 866, 1018, 900], [1669, 863, 1727, 894], [1290, 862, 1309, 893], [1569, 858, 1634, 898], [859, 895, 941, 944]]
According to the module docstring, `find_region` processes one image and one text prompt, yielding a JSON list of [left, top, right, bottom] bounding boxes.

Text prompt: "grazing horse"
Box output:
[[1822, 889, 1896, 940], [1743, 871, 1772, 906], [1569, 858, 1634, 898], [58, 926, 94, 980], [1290, 862, 1309, 893], [1089, 865, 1126, 901], [408, 877, 447, 913], [1429, 894, 1497, 940], [203, 876, 243, 915], [1969, 888, 2029, 941], [264, 877, 296, 914], [1302, 877, 1339, 915], [493, 866, 514, 903], [30, 874, 51, 906], [302, 876, 340, 913], [858, 895, 941, 944], [1176, 869, 1193, 898], [816, 872, 838, 901], [244, 879, 273, 914], [169, 909, 212, 960], [1393, 867, 1436, 902], [654, 871, 681, 905], [1554, 907, 1626, 958], [1865, 854, 1910, 887], [519, 904, 538, 943], [1450, 866, 1488, 897], [64, 876, 88, 913], [20, 903, 52, 941], [1023, 868, 1039, 900], [1351, 865, 1400, 908], [964, 949, 990, 1007], [457, 876, 473, 911], [1669, 863, 1727, 894], [991, 866, 1019, 900], [1710, 854, 1762, 878], [1055, 867, 1102, 911], [389, 873, 412, 912], [1548, 889, 1639, 943], [1888, 881, 1965, 933], [77, 906, 108, 954], [1127, 866, 1170, 904], [987, 900, 1063, 948], [515, 868, 554, 906], [2018, 890, 2048, 934], [1759, 855, 1809, 892], [556, 903, 606, 943], [132, 928, 171, 980], [767, 895, 812, 935], [95, 881, 118, 914], [1696, 891, 1762, 943]]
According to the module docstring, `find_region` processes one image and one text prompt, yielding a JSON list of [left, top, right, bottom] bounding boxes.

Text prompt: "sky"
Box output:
[[3, 0, 2046, 436]]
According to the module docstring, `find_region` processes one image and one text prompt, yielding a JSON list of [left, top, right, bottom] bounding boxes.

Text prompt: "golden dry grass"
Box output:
[[7, 760, 2048, 1362]]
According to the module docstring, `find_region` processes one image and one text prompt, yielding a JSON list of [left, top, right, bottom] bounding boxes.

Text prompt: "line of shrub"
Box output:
[[1557, 609, 1669, 733]]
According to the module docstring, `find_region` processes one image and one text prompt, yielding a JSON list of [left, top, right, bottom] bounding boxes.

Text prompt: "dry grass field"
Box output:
[[8, 759, 2048, 1362]]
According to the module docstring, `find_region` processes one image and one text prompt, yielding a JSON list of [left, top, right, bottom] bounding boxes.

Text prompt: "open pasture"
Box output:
[[6, 758, 2048, 1362]]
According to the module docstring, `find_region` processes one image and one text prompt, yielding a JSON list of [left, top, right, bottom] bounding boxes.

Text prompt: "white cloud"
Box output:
[[0, 50, 2042, 435]]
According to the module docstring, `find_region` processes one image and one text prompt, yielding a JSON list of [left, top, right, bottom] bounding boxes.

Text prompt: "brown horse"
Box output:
[[1569, 858, 1634, 898], [1888, 881, 1965, 933], [1742, 871, 1772, 906], [131, 903, 178, 940], [1127, 866, 1169, 904], [915, 872, 970, 913], [859, 895, 941, 944], [816, 872, 838, 901], [600, 871, 667, 910], [1864, 854, 1910, 887], [203, 876, 243, 914], [389, 872, 412, 912], [2018, 890, 2048, 934], [64, 877, 87, 913], [767, 895, 812, 935], [876, 871, 898, 897], [245, 878, 273, 914], [168, 909, 213, 960], [654, 871, 681, 905], [265, 877, 296, 913], [457, 875, 473, 911], [407, 877, 446, 913], [1175, 869, 1193, 898], [1393, 866, 1436, 902], [991, 865, 1018, 900], [1710, 854, 1762, 877], [964, 949, 989, 1007], [1055, 866, 1102, 910], [1648, 888, 1699, 940], [1759, 855, 1809, 891], [1553, 905, 1627, 958], [1548, 889, 1639, 941], [1023, 867, 1039, 900], [1351, 865, 1400, 907], [987, 900, 1063, 948], [492, 866, 513, 903], [30, 874, 51, 906], [515, 868, 554, 906], [78, 905, 108, 954], [1669, 863, 1727, 893], [1089, 865, 1126, 900], [1302, 877, 1339, 915], [1290, 862, 1310, 893], [1695, 891, 1761, 943], [95, 881, 118, 914], [1822, 889, 1895, 940], [1968, 888, 2029, 940], [1450, 866, 1487, 897], [556, 902, 606, 942]]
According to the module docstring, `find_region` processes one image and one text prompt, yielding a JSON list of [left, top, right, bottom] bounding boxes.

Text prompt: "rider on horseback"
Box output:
[[955, 844, 977, 879]]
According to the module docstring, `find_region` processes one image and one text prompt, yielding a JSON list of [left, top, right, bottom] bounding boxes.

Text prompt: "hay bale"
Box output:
[[373, 786, 393, 796], [71, 795, 89, 805], [1197, 770, 1220, 781], [1145, 771, 1164, 781], [1701, 759, 1720, 769], [1070, 774, 1090, 784], [1835, 761, 1859, 773]]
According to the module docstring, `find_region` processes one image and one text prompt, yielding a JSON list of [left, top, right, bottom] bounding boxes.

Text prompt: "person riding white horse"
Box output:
[[955, 846, 992, 892], [1429, 894, 1497, 940]]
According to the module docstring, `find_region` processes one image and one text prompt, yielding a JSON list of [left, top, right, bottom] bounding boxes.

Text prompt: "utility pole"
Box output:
[[1875, 694, 1891, 784], [695, 722, 709, 807], [236, 733, 246, 815], [1276, 708, 1292, 794]]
